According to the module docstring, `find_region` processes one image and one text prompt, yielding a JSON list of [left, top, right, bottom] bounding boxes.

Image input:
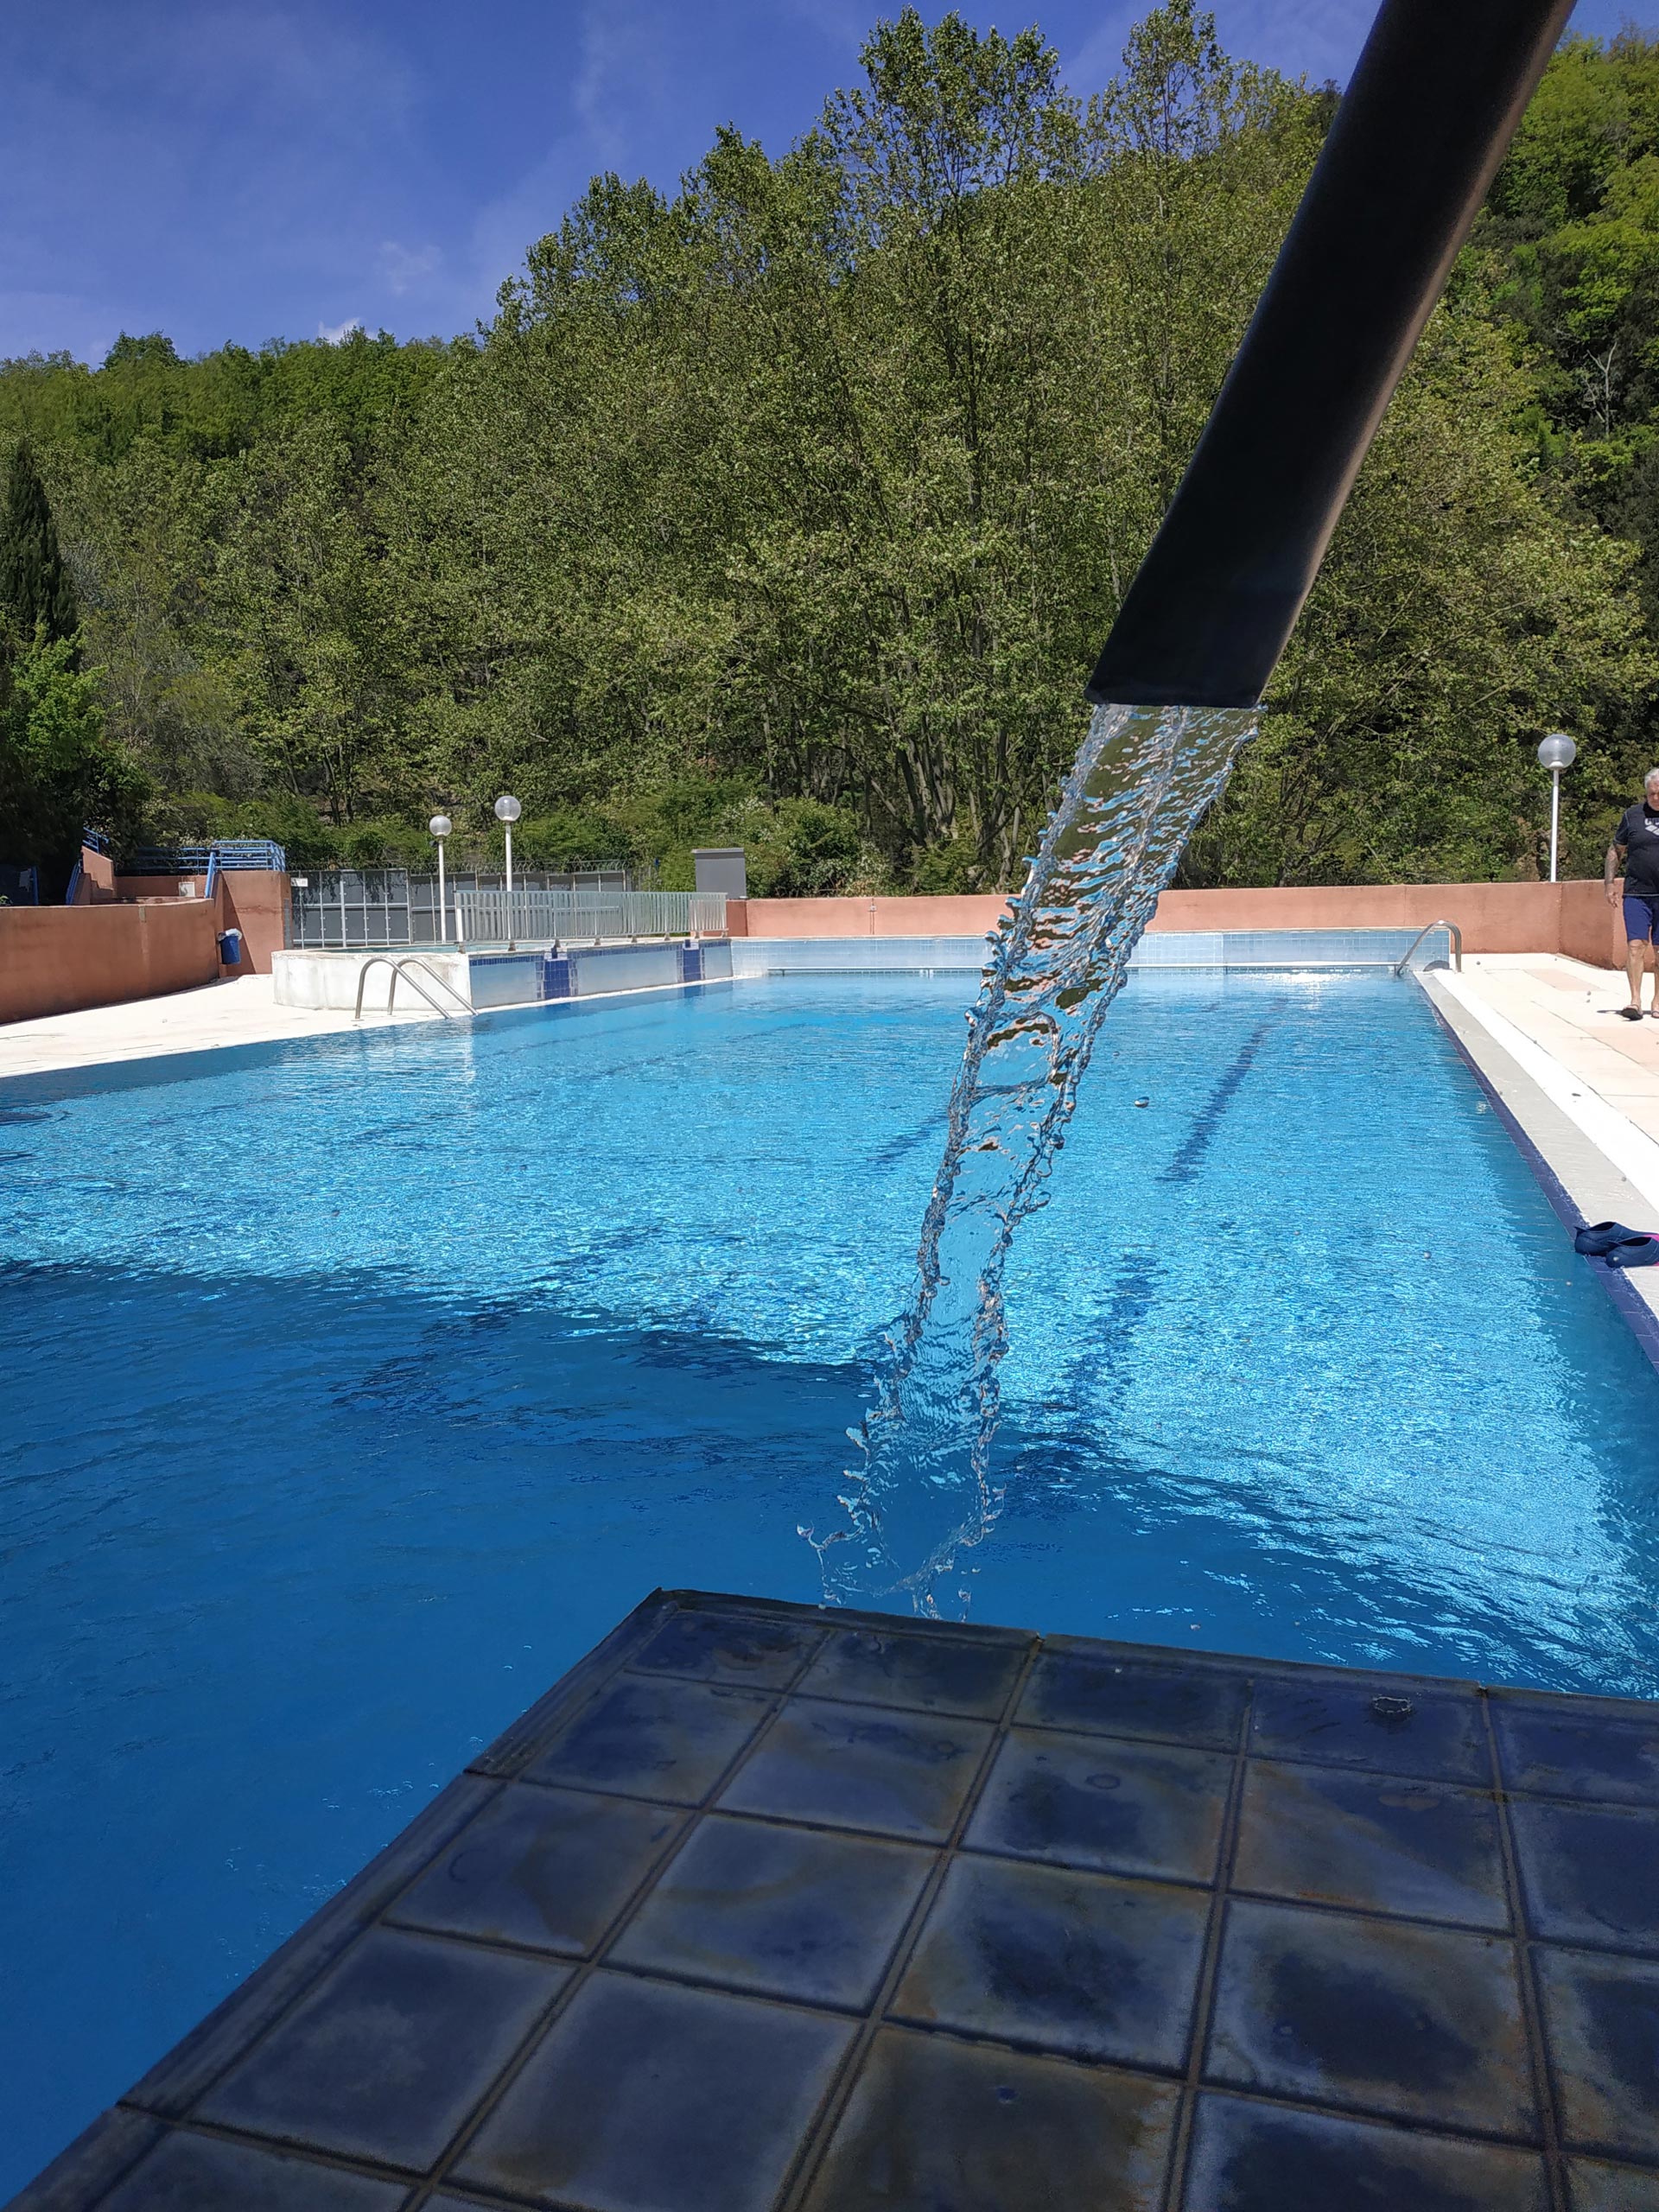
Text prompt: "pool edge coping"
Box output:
[[1421, 970, 1659, 1375]]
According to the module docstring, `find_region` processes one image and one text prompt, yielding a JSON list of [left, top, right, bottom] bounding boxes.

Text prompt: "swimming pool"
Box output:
[[4, 969, 1658, 2188]]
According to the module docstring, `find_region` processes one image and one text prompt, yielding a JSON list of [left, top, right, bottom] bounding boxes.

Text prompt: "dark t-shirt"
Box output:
[[1616, 803, 1659, 893]]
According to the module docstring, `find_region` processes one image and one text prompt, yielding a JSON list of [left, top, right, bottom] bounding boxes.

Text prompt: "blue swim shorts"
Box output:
[[1624, 893, 1659, 944]]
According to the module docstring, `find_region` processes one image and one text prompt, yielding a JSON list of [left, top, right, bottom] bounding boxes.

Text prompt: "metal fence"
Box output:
[[127, 839, 288, 874], [454, 887, 727, 945], [287, 869, 632, 950]]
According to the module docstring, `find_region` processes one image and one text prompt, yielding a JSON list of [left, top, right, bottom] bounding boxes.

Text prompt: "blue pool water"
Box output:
[[3, 968, 1659, 2187]]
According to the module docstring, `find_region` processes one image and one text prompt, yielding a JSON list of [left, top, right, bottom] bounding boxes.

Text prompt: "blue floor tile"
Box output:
[[1512, 1802, 1659, 1954], [1181, 2094, 1550, 2211], [98, 2133, 407, 2211], [1536, 1945, 1659, 2164], [1205, 1898, 1537, 2138], [521, 1675, 772, 1804], [1249, 1677, 1488, 1783], [454, 1971, 853, 2212], [891, 1853, 1209, 2069], [1495, 1699, 1659, 1804], [717, 1698, 991, 1841], [1232, 1760, 1508, 1929], [1568, 2158, 1659, 2209], [965, 1726, 1230, 1884], [30, 1594, 1659, 2212], [798, 1625, 1028, 1718], [800, 2026, 1179, 2211], [1017, 1647, 1248, 1751], [608, 1812, 934, 2007], [194, 1927, 565, 2172], [631, 1609, 823, 1688], [1491, 1701, 1659, 1808], [386, 1783, 681, 1958]]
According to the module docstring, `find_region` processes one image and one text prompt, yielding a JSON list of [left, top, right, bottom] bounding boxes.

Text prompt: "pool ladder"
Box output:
[[1393, 919, 1463, 977], [353, 955, 473, 1021]]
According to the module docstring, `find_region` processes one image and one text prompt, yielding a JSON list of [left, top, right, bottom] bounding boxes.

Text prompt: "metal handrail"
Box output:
[[353, 955, 473, 1021], [1393, 919, 1463, 977]]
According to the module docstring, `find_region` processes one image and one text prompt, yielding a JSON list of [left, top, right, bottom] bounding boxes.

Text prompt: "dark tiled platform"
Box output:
[[15, 1592, 1659, 2212]]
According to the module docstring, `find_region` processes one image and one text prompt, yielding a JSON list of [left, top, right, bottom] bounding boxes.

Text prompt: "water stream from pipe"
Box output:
[[805, 700, 1257, 1616]]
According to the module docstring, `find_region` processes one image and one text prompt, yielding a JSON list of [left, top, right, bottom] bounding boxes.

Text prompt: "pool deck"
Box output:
[[16, 1588, 1659, 2212], [1427, 956, 1659, 1344], [0, 974, 436, 1080]]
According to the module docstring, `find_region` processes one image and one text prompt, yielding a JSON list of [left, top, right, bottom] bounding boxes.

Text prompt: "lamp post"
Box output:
[[429, 813, 452, 943], [494, 793, 522, 948], [1537, 733, 1577, 884]]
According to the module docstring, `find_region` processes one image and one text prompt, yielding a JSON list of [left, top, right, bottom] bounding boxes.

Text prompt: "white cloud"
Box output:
[[378, 241, 442, 296], [317, 315, 363, 343]]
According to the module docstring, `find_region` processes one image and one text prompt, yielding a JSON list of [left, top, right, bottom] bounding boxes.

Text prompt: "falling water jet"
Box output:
[[804, 0, 1577, 1617]]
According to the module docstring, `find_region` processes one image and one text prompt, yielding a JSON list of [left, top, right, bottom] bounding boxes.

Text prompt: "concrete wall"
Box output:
[[273, 949, 473, 1012], [728, 880, 1631, 967], [0, 900, 219, 1024]]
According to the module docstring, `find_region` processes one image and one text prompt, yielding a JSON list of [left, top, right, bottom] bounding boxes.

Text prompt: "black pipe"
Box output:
[[1085, 0, 1575, 710]]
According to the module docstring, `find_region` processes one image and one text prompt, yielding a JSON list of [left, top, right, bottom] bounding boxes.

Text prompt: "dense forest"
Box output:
[[5, 3, 1659, 893]]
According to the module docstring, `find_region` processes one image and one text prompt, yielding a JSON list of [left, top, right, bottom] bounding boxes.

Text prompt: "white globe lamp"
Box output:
[[429, 814, 453, 942], [1536, 734, 1576, 883]]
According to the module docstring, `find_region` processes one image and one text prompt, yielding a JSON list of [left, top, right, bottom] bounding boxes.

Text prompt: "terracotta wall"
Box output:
[[71, 845, 117, 904], [215, 871, 288, 975], [728, 880, 1629, 967], [728, 895, 1009, 938], [114, 870, 289, 975], [0, 900, 220, 1024]]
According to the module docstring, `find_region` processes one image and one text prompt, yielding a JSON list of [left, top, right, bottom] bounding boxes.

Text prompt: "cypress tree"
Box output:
[[0, 440, 79, 658]]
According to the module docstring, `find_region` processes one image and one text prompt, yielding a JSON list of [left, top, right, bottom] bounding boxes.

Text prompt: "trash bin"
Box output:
[[218, 929, 243, 966]]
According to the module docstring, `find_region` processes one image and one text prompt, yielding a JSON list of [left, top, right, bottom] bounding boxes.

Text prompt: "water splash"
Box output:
[[804, 700, 1257, 1617]]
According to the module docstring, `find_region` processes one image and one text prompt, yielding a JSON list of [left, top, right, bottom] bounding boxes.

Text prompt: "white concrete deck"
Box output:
[[1435, 954, 1659, 1211], [0, 974, 436, 1081]]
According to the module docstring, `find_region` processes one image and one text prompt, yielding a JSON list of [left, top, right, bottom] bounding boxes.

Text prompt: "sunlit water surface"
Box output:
[[3, 969, 1657, 2186]]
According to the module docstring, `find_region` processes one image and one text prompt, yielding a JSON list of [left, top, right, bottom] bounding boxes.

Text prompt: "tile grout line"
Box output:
[[773, 1633, 1046, 2212], [401, 1606, 835, 2209], [1478, 1690, 1569, 2212], [1160, 1675, 1256, 2212]]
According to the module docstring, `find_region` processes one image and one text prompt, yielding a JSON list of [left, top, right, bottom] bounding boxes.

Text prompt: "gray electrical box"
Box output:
[[692, 847, 747, 898]]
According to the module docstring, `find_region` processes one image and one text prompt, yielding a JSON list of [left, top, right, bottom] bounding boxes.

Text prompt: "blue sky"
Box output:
[[3, 0, 1648, 365]]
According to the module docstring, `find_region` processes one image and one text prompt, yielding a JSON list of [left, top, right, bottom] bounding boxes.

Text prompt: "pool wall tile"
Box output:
[[16, 1590, 1659, 2212]]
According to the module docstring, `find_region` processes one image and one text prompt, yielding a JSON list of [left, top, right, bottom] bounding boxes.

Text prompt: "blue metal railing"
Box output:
[[124, 839, 288, 875], [80, 828, 111, 855]]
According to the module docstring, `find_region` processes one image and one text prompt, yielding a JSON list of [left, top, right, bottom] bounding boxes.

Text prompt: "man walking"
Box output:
[[1605, 768, 1659, 1019]]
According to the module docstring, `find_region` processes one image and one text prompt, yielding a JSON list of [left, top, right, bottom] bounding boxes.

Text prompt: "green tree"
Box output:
[[0, 440, 79, 657], [0, 633, 147, 880]]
